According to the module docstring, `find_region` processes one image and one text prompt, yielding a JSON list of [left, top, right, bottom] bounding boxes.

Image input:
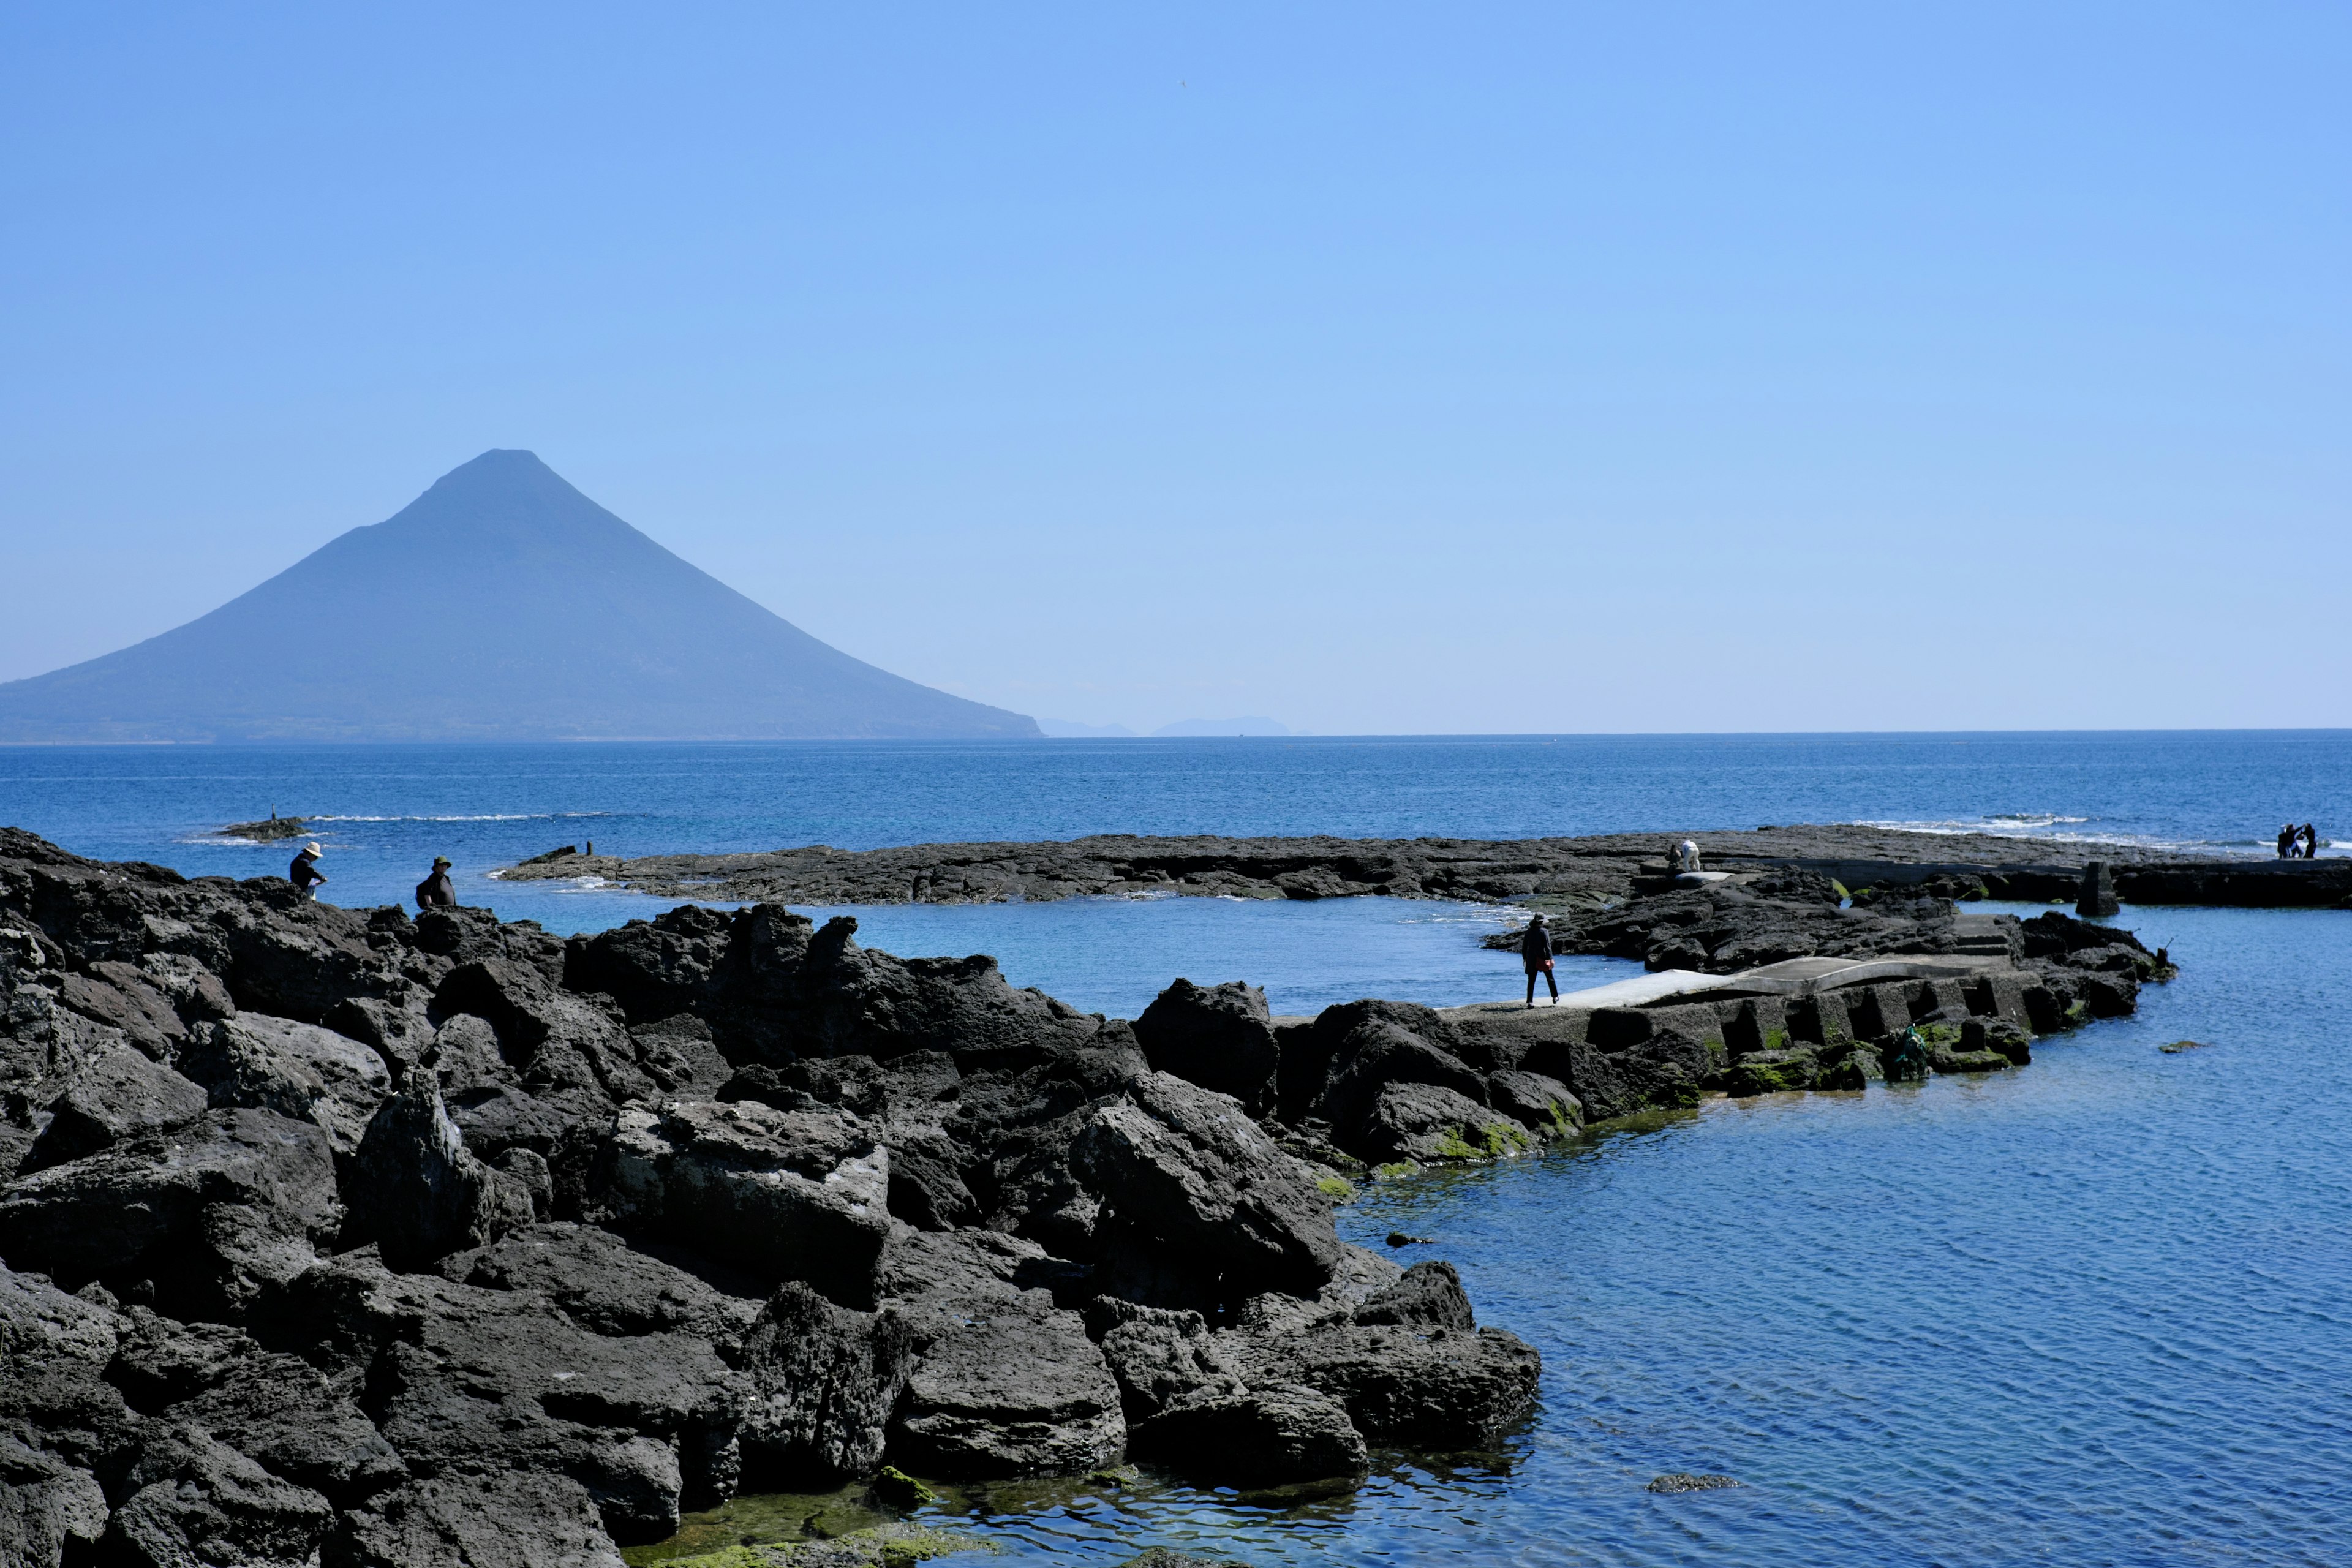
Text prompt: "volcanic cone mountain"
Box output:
[[0, 450, 1039, 742]]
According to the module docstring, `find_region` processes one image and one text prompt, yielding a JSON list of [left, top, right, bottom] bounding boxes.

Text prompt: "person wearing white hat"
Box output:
[[290, 842, 326, 899]]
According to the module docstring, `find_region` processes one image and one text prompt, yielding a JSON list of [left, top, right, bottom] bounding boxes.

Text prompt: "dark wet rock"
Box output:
[[1117, 1551, 1257, 1568], [1071, 1072, 1343, 1306], [23, 1040, 208, 1170], [433, 958, 655, 1109], [0, 1433, 110, 1568], [107, 1306, 253, 1412], [880, 1049, 963, 1112], [736, 1281, 914, 1485], [695, 909, 1110, 1075], [1134, 978, 1280, 1117], [434, 1222, 761, 1341], [594, 1099, 891, 1308], [322, 996, 437, 1087], [626, 1012, 732, 1098], [1229, 1276, 1540, 1449], [328, 1471, 627, 1568], [886, 1294, 1124, 1479], [1346, 1080, 1523, 1164], [345, 1076, 532, 1272], [0, 1108, 340, 1317], [105, 1422, 334, 1568], [494, 821, 2242, 911], [938, 1042, 1148, 1261], [0, 828, 1638, 1539], [1562, 1025, 1713, 1122], [1308, 1011, 1488, 1132], [870, 1226, 1080, 1350], [563, 904, 734, 1027], [367, 1281, 747, 1539], [1512, 880, 1978, 976], [1127, 1380, 1367, 1486], [492, 1148, 555, 1219], [780, 1055, 892, 1118], [163, 1346, 408, 1506], [419, 1011, 512, 1099], [1810, 1039, 1882, 1091], [55, 965, 188, 1059], [443, 1082, 584, 1164], [1084, 1298, 1243, 1421], [1483, 1069, 1581, 1140], [881, 1121, 981, 1233], [177, 1013, 393, 1155], [1648, 1471, 1743, 1493], [1962, 1017, 2032, 1066], [0, 1264, 142, 1490], [413, 905, 567, 986], [1351, 1261, 1475, 1332], [1725, 1048, 1818, 1097]]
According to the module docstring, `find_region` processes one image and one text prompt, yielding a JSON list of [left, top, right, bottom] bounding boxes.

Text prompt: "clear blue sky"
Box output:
[[3, 3, 2344, 733]]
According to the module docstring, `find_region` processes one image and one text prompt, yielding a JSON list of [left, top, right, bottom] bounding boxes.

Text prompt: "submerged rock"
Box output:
[[1128, 1381, 1367, 1485]]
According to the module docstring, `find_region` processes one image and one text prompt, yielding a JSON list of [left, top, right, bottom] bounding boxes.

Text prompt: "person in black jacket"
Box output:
[[1521, 914, 1557, 1008], [288, 842, 326, 899], [2303, 823, 2320, 860], [415, 856, 456, 910]]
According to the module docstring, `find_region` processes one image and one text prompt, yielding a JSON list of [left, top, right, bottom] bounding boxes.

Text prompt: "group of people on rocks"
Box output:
[[2277, 822, 2322, 859], [284, 842, 456, 907]]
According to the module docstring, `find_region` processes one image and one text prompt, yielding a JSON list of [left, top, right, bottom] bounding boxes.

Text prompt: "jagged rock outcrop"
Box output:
[[1, 824, 2174, 1560], [1133, 979, 1280, 1115], [346, 1076, 532, 1271]]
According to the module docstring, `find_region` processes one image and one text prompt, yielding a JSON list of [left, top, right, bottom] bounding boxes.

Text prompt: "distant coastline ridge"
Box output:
[[0, 450, 1040, 744]]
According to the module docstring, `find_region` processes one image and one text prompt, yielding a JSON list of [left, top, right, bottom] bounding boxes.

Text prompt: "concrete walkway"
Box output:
[[1441, 952, 2011, 1019]]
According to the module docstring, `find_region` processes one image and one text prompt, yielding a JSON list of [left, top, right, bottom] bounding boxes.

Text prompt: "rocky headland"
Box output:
[[0, 826, 2169, 1565], [492, 824, 2352, 909]]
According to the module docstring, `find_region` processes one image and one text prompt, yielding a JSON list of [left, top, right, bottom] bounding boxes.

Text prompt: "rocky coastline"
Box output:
[[491, 824, 2352, 910], [1, 826, 2168, 1565]]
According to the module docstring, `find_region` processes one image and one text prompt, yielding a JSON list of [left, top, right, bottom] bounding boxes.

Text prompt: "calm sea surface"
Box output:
[[4, 733, 2349, 1564]]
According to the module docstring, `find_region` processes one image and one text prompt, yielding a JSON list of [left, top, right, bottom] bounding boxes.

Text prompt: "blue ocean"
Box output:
[[5, 731, 2349, 1566]]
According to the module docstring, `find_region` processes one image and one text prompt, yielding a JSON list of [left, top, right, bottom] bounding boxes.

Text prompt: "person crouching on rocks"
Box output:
[[1522, 914, 1558, 1008], [289, 842, 326, 899], [416, 855, 456, 910]]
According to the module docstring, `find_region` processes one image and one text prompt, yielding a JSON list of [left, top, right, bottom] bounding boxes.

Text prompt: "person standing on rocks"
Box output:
[[2278, 824, 2297, 858], [1521, 914, 1558, 1008], [2302, 823, 2320, 859], [415, 855, 456, 910], [288, 841, 326, 899]]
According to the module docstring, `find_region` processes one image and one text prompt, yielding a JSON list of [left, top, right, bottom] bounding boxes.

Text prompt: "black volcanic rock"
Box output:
[[0, 450, 1039, 743], [0, 829, 1569, 1555]]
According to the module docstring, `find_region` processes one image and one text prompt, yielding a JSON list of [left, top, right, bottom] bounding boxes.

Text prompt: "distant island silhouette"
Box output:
[[0, 450, 1039, 742]]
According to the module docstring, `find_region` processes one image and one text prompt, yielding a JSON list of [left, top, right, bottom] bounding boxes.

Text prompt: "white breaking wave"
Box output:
[[311, 812, 618, 823]]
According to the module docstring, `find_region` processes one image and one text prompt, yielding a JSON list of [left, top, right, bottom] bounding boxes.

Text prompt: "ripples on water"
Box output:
[[642, 904, 2352, 1566], [9, 740, 2351, 1562]]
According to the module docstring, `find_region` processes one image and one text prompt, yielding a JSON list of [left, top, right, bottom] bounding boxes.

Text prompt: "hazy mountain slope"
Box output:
[[0, 450, 1038, 742]]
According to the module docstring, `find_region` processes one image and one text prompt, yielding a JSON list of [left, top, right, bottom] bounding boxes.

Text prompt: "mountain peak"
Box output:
[[0, 455, 1039, 744]]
